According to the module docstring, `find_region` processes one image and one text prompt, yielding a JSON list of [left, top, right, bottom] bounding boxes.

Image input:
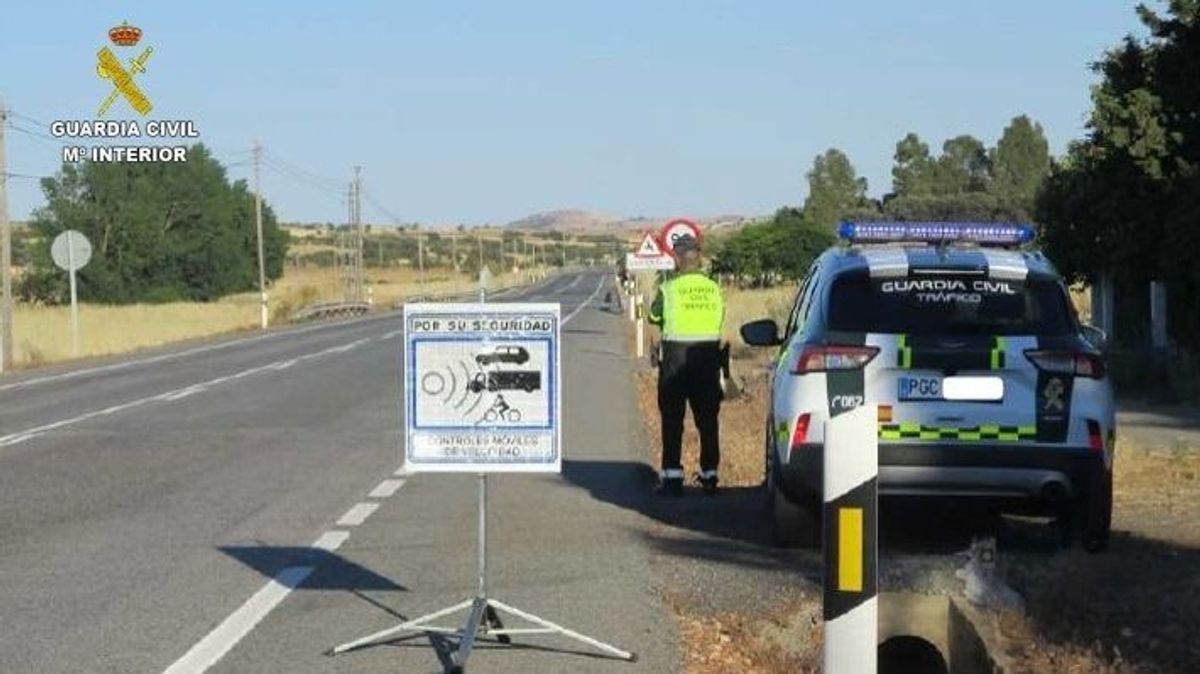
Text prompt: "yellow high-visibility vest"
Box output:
[[650, 272, 724, 342]]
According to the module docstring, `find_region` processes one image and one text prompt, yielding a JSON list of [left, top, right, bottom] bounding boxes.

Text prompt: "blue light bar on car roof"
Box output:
[[837, 221, 1035, 246]]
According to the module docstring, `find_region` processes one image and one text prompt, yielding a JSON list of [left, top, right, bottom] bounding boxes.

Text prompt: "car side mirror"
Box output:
[[740, 319, 783, 347], [1081, 324, 1108, 352]]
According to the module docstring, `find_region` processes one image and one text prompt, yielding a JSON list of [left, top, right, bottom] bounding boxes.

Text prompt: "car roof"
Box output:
[[823, 244, 1060, 280]]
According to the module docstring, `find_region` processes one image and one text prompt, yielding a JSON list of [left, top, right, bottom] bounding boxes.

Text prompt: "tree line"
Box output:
[[711, 114, 1049, 285], [19, 145, 289, 304]]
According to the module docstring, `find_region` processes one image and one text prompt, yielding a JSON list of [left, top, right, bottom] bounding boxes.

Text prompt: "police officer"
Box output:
[[647, 234, 725, 496]]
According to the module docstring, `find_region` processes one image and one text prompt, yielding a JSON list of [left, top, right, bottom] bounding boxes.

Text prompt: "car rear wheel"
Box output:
[[765, 420, 818, 548], [1058, 466, 1112, 554]]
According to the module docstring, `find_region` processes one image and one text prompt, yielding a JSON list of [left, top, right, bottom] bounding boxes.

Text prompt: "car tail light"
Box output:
[[1023, 350, 1106, 379], [790, 413, 811, 449], [1087, 419, 1104, 453], [792, 345, 879, 374]]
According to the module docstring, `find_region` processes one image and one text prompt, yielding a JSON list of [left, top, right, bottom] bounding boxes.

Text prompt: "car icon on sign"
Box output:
[[475, 345, 530, 366]]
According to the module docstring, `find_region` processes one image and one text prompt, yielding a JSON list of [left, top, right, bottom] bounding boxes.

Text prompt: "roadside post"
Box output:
[[328, 300, 635, 671], [50, 230, 93, 357], [822, 404, 878, 673], [635, 294, 645, 359]]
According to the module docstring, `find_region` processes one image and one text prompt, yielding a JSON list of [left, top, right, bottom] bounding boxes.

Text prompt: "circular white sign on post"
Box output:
[[658, 218, 703, 255], [51, 230, 93, 272]]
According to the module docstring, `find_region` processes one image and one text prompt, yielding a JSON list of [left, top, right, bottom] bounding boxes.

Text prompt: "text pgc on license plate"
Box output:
[[899, 376, 942, 401]]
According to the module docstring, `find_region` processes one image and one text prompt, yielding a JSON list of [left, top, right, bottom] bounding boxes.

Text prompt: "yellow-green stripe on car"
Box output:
[[897, 334, 912, 369], [990, 336, 1007, 370], [878, 423, 1036, 442]]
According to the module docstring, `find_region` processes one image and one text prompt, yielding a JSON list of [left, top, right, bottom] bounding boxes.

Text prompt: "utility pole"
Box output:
[[417, 230, 425, 284], [451, 233, 458, 271], [477, 230, 484, 274], [561, 232, 567, 267], [350, 164, 360, 299], [0, 98, 12, 371], [252, 140, 268, 329]]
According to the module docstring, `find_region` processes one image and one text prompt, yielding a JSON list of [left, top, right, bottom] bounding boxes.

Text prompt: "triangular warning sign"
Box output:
[[634, 232, 665, 257]]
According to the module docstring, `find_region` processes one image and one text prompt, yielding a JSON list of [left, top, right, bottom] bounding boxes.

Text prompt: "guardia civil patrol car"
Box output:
[[740, 222, 1114, 551]]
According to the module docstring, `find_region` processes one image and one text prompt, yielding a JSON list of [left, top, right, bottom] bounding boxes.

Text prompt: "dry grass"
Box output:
[[13, 300, 260, 367], [9, 264, 534, 368]]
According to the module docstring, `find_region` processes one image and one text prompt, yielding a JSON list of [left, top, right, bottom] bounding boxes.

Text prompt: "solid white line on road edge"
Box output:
[[563, 275, 606, 325], [0, 313, 400, 395], [312, 530, 351, 552], [0, 339, 373, 450], [160, 565, 314, 674], [336, 502, 380, 527], [369, 478, 406, 498]]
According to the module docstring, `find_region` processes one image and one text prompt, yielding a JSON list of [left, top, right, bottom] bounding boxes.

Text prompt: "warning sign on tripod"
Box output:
[[404, 303, 561, 473]]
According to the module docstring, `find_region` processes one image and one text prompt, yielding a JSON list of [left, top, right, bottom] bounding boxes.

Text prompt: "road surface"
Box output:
[[0, 270, 677, 674]]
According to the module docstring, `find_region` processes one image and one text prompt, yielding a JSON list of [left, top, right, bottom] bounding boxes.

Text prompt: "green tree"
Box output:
[[933, 135, 990, 194], [891, 133, 936, 196], [20, 144, 289, 303], [802, 149, 870, 231], [990, 115, 1051, 218], [1036, 1, 1200, 349]]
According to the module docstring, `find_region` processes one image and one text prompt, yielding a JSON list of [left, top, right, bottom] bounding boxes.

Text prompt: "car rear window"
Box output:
[[826, 272, 1074, 336]]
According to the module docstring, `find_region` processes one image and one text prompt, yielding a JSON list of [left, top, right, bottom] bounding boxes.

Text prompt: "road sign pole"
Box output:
[[67, 232, 80, 357]]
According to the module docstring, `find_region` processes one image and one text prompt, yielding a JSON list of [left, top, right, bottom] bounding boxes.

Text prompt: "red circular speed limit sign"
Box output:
[[658, 218, 703, 254]]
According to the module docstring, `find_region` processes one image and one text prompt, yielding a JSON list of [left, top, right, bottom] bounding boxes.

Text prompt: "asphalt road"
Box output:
[[0, 270, 676, 674]]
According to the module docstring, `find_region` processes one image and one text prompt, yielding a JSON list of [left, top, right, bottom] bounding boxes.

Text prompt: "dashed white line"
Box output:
[[336, 502, 380, 527], [312, 530, 351, 552], [369, 478, 406, 498], [160, 565, 314, 674]]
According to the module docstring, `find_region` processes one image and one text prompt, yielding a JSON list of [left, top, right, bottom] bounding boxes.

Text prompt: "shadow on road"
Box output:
[[219, 545, 407, 592]]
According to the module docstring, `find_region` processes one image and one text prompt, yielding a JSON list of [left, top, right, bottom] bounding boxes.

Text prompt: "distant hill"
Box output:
[[505, 210, 759, 236], [504, 209, 620, 232]]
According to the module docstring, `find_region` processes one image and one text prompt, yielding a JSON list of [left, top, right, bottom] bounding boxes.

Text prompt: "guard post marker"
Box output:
[[635, 295, 645, 358], [822, 404, 878, 673]]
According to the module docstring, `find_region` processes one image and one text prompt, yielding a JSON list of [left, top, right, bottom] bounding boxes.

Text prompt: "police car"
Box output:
[[740, 222, 1114, 551]]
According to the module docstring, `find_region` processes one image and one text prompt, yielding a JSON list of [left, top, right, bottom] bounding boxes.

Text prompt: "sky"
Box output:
[[2, 1, 1148, 227]]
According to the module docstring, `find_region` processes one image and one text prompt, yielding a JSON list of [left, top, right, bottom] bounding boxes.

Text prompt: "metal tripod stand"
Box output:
[[327, 474, 637, 672]]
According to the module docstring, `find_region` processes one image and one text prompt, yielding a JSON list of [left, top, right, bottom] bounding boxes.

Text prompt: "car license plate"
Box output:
[[898, 376, 942, 401]]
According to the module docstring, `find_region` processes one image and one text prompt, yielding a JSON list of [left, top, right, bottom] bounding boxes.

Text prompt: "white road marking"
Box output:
[[158, 385, 207, 401], [0, 339, 372, 449], [369, 478, 406, 498], [159, 528, 352, 674], [160, 565, 314, 674], [0, 314, 400, 395], [336, 502, 379, 527], [563, 275, 606, 325], [395, 465, 413, 477], [312, 530, 351, 552], [563, 275, 583, 291], [379, 329, 402, 341]]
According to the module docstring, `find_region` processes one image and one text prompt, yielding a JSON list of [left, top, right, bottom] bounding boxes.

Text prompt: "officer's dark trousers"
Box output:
[[658, 340, 721, 476]]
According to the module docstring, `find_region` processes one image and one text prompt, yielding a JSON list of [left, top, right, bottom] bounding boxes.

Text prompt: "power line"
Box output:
[[8, 110, 50, 129], [4, 171, 49, 180], [261, 157, 345, 196], [262, 150, 343, 191], [359, 182, 404, 225]]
